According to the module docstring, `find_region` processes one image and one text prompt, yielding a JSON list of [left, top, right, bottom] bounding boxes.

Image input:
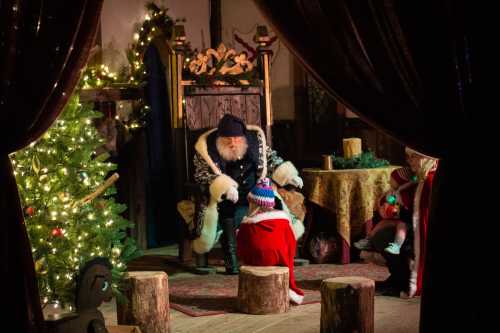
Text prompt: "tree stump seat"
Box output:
[[117, 271, 170, 333], [237, 266, 290, 315], [320, 276, 374, 333]]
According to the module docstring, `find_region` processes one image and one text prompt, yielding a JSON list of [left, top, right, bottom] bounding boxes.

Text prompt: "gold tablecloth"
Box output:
[[303, 167, 399, 246]]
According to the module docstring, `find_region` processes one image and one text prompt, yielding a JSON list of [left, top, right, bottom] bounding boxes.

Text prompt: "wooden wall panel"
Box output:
[[185, 86, 263, 129]]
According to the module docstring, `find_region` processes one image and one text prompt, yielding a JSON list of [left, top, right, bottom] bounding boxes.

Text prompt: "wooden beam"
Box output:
[[79, 87, 143, 102], [209, 0, 222, 48]]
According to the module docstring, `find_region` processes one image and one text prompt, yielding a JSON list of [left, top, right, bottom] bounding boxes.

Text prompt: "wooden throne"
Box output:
[[164, 25, 277, 266]]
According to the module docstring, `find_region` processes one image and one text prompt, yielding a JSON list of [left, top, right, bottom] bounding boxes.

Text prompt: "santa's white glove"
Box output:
[[225, 187, 239, 203], [288, 176, 303, 189]]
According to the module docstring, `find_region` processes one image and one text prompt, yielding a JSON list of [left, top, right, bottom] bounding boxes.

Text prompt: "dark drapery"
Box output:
[[0, 1, 103, 331], [253, 0, 475, 331], [143, 44, 179, 246]]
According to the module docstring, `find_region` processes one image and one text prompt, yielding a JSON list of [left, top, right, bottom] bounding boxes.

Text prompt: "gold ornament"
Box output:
[[32, 155, 41, 175], [58, 192, 70, 202], [35, 257, 48, 275]]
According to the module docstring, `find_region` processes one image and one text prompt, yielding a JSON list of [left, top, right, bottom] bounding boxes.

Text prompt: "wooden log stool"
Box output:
[[320, 276, 374, 333], [237, 266, 289, 314], [117, 271, 170, 333]]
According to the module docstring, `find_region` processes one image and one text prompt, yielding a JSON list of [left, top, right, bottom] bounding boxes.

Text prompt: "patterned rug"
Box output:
[[169, 263, 389, 317]]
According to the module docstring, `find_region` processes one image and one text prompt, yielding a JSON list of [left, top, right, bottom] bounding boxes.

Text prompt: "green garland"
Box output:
[[79, 65, 149, 131], [80, 2, 180, 131], [332, 151, 389, 169], [126, 2, 177, 85], [79, 65, 117, 89]]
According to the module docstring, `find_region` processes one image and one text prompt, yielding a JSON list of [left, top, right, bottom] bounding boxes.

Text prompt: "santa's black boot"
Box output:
[[220, 218, 240, 275]]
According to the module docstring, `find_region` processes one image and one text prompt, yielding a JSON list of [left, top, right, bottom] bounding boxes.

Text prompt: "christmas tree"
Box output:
[[10, 94, 141, 308]]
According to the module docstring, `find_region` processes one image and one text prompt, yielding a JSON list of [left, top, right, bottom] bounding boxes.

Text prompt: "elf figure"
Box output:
[[356, 147, 438, 298], [236, 178, 305, 304]]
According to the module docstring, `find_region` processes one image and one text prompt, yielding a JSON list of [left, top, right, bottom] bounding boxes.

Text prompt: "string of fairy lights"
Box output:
[[80, 3, 178, 131]]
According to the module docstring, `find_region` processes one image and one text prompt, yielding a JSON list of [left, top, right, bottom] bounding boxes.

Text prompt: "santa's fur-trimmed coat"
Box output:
[[191, 125, 303, 254]]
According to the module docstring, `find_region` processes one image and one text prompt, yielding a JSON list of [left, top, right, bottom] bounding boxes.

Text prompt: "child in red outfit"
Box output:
[[354, 167, 416, 255], [236, 178, 304, 304]]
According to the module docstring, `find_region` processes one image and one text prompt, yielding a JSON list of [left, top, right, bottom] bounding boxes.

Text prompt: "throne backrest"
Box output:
[[185, 86, 262, 130], [184, 86, 264, 181]]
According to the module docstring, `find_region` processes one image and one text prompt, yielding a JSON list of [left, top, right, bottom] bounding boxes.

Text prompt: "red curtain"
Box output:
[[253, 0, 475, 331], [0, 1, 103, 331]]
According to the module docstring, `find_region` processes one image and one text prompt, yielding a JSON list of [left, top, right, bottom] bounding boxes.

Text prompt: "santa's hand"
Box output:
[[225, 187, 239, 203], [288, 176, 303, 189]]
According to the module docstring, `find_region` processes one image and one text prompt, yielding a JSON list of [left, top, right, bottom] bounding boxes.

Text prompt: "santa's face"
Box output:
[[216, 135, 248, 161]]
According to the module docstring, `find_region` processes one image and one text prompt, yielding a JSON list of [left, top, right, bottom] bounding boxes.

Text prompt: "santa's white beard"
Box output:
[[216, 137, 248, 162]]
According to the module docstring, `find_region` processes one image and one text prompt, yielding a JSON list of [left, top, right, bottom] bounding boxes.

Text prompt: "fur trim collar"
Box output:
[[194, 128, 220, 175], [242, 210, 291, 224], [194, 125, 268, 178]]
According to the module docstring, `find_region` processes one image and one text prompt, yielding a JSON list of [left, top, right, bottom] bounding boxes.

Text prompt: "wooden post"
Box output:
[[238, 266, 289, 314], [117, 271, 170, 333], [255, 25, 276, 146], [320, 276, 374, 333]]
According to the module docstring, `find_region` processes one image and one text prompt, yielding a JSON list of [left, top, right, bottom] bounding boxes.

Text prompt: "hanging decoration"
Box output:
[[51, 227, 64, 238], [26, 206, 35, 217]]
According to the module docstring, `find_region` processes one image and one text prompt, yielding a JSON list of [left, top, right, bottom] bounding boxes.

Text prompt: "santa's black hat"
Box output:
[[217, 114, 246, 137]]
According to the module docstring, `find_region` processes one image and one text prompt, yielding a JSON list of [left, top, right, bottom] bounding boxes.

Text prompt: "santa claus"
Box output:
[[192, 114, 304, 274]]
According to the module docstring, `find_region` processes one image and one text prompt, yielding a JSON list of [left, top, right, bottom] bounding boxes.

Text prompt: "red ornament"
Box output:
[[51, 228, 64, 237], [385, 204, 400, 218], [26, 207, 35, 217]]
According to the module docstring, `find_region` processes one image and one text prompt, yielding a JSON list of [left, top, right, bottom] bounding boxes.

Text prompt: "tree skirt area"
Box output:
[[169, 263, 389, 317]]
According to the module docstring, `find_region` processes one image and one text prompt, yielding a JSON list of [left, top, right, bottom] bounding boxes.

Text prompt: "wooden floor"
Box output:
[[102, 247, 420, 332], [170, 303, 321, 333], [102, 295, 420, 333]]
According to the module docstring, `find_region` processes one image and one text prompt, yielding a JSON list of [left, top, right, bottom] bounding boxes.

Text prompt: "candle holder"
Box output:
[[322, 155, 333, 170]]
